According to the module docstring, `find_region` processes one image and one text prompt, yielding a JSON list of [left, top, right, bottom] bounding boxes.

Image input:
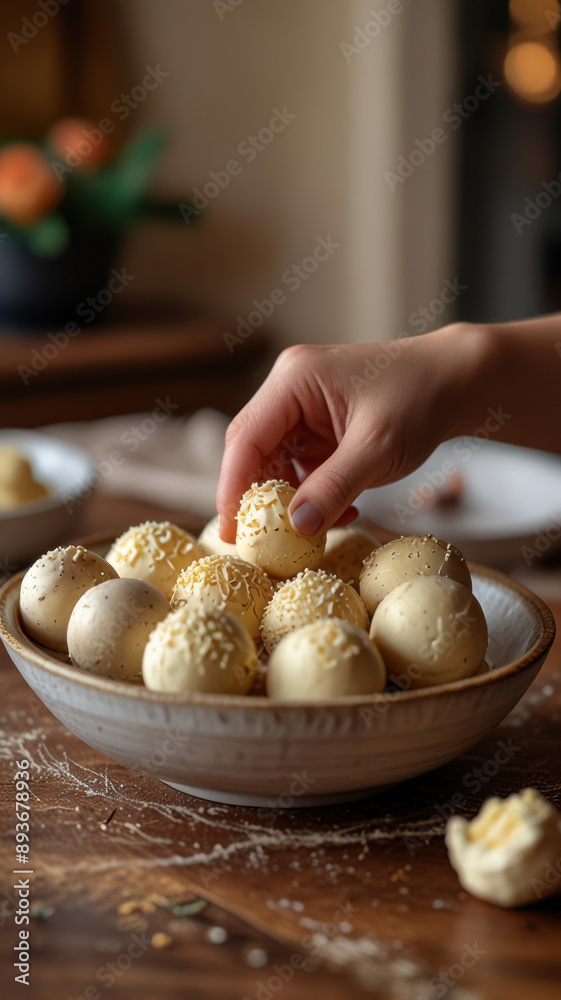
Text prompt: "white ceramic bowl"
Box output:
[[0, 430, 93, 566], [0, 551, 555, 807]]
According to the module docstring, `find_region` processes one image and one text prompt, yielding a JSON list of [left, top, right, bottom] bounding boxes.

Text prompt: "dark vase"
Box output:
[[0, 232, 120, 330]]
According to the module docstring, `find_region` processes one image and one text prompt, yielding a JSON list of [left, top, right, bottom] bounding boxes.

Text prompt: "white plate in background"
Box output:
[[355, 440, 561, 567]]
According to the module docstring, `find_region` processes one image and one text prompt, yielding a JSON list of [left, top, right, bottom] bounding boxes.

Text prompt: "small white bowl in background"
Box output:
[[0, 430, 94, 566]]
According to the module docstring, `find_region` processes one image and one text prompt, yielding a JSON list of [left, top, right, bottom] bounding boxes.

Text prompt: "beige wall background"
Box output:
[[117, 0, 459, 346]]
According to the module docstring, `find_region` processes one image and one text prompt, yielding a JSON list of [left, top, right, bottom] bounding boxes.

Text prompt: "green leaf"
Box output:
[[25, 214, 70, 257]]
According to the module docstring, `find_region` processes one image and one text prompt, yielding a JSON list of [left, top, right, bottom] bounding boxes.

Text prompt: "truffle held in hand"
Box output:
[[19, 545, 118, 652], [172, 554, 274, 640], [360, 533, 472, 614], [142, 603, 259, 695], [267, 618, 386, 699], [68, 578, 170, 681], [236, 480, 326, 579], [370, 575, 487, 688], [261, 568, 369, 653], [106, 520, 205, 600]]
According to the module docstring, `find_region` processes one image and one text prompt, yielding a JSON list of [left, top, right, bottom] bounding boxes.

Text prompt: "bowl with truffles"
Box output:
[[0, 479, 555, 806]]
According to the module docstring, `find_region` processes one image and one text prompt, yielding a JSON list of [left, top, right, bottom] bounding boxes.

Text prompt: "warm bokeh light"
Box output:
[[509, 0, 560, 31], [504, 39, 561, 102]]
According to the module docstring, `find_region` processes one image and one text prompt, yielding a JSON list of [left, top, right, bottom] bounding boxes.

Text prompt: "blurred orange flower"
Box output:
[[47, 117, 114, 172], [0, 144, 62, 226]]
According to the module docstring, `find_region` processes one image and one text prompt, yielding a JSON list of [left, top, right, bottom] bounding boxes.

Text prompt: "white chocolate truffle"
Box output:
[[142, 604, 258, 695], [370, 575, 487, 689], [446, 788, 561, 908], [320, 526, 379, 589], [267, 618, 386, 700], [261, 568, 369, 653], [19, 545, 118, 652], [172, 554, 274, 640], [0, 446, 48, 509], [236, 480, 326, 579], [68, 578, 169, 681], [360, 533, 472, 613], [106, 521, 205, 600], [198, 514, 238, 558]]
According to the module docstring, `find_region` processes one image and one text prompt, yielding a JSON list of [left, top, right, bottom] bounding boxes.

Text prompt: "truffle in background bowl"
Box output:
[[0, 430, 94, 565]]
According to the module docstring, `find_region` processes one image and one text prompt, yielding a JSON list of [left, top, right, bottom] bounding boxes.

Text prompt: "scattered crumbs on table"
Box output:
[[432, 899, 446, 909], [151, 932, 173, 950], [75, 806, 80, 811], [246, 947, 268, 968], [392, 940, 403, 950], [206, 925, 228, 945], [390, 868, 409, 883], [398, 886, 409, 896], [346, 866, 355, 874], [117, 898, 156, 916], [339, 921, 353, 934]]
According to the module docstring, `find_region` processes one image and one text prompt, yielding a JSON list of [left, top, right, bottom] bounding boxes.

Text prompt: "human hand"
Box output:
[[217, 325, 484, 542]]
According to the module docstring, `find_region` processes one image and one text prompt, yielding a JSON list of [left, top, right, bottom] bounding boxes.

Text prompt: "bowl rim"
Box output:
[[0, 549, 555, 711], [0, 430, 93, 520]]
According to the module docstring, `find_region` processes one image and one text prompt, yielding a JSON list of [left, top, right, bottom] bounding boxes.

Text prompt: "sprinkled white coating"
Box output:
[[19, 545, 118, 653], [172, 554, 274, 640], [106, 521, 204, 600], [142, 603, 258, 695], [236, 480, 325, 579], [267, 618, 386, 699], [359, 533, 472, 614], [260, 568, 369, 653]]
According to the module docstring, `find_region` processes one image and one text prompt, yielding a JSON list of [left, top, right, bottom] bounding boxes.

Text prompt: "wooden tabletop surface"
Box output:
[[1, 495, 560, 1000]]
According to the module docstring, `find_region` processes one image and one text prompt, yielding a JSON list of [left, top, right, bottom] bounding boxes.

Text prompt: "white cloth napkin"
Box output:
[[45, 408, 229, 519]]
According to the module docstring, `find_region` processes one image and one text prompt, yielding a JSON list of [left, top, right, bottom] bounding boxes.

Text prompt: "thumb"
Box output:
[[288, 432, 372, 535]]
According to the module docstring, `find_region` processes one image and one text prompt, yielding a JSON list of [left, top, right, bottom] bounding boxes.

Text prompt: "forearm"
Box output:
[[437, 316, 561, 455]]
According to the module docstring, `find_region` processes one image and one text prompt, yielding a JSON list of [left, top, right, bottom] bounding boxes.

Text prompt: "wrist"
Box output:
[[430, 321, 498, 440]]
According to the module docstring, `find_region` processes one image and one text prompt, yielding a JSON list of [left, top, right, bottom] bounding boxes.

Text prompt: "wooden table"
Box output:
[[1, 495, 560, 1000]]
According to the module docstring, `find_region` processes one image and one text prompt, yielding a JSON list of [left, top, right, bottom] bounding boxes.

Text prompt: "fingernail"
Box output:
[[290, 502, 323, 535]]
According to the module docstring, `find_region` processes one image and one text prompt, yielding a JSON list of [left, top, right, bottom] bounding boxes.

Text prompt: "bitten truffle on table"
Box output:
[[236, 480, 326, 579], [106, 520, 204, 600], [19, 545, 118, 652]]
